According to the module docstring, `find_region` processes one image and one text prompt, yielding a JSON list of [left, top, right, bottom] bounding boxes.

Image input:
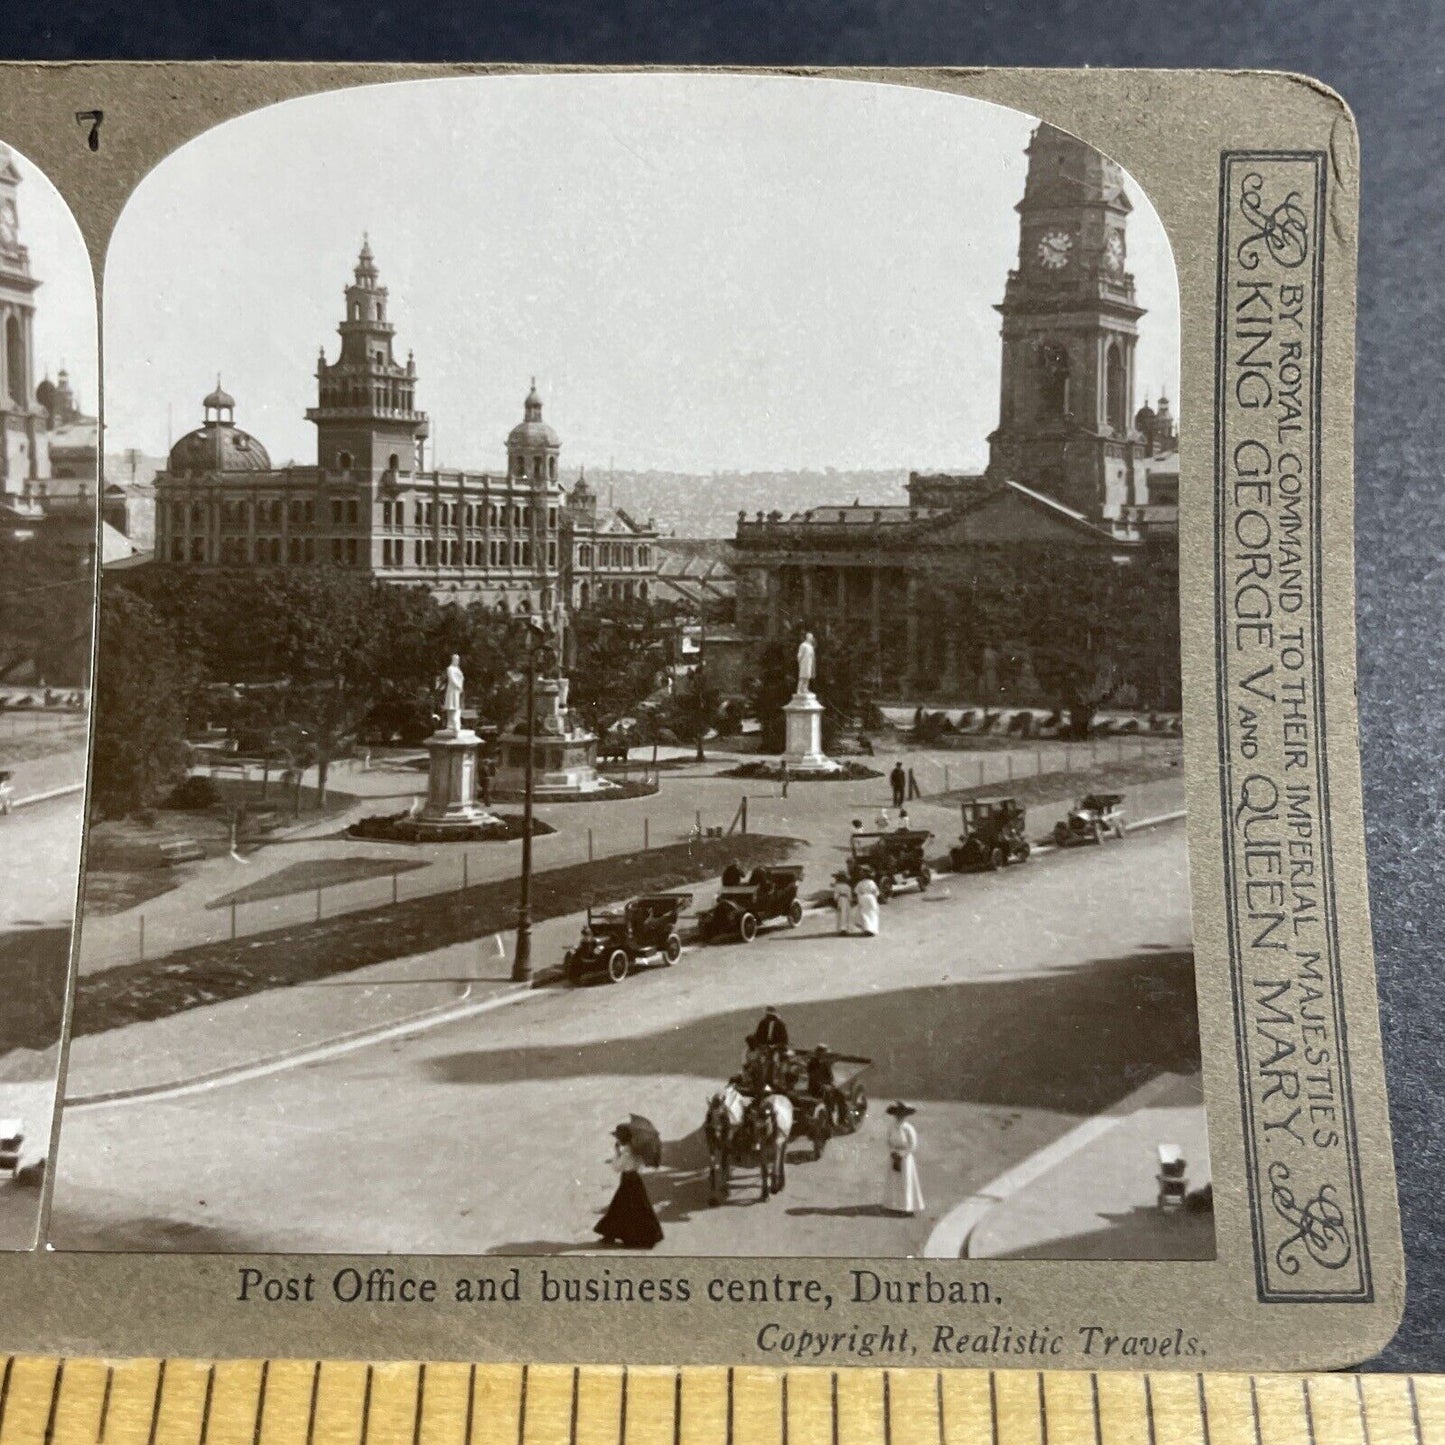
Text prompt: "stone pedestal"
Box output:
[[495, 674, 613, 799], [421, 728, 498, 830], [782, 689, 842, 775]]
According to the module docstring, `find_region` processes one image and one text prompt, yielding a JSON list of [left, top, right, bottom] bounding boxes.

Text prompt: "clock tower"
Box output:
[[306, 237, 429, 483], [986, 123, 1145, 522], [0, 144, 50, 508]]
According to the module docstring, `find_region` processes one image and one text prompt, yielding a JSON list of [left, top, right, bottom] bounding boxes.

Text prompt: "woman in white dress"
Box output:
[[832, 872, 854, 935], [883, 1101, 925, 1215], [854, 869, 880, 937]]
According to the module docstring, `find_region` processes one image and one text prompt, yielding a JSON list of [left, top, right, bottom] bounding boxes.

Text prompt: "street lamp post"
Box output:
[[512, 619, 551, 982]]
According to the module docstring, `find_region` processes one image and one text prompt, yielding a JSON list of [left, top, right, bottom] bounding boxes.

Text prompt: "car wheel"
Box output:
[[1092, 822, 1105, 845], [739, 912, 759, 942], [664, 932, 682, 963], [852, 1086, 868, 1124], [918, 864, 932, 890], [1053, 822, 1069, 846], [988, 847, 1004, 871], [787, 899, 804, 927], [1017, 841, 1031, 861], [606, 948, 630, 984]]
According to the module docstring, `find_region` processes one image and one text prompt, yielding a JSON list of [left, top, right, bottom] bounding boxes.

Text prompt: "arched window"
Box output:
[[388, 452, 399, 472], [548, 456, 557, 481], [639, 581, 648, 601], [580, 582, 589, 607], [1037, 342, 1070, 419], [1105, 343, 1127, 435]]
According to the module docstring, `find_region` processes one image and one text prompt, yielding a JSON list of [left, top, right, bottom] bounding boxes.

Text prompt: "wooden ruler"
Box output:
[[0, 1359, 1439, 1445]]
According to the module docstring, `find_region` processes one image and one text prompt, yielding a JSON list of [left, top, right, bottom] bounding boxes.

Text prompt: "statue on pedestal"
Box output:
[[796, 632, 817, 696], [443, 654, 465, 734]]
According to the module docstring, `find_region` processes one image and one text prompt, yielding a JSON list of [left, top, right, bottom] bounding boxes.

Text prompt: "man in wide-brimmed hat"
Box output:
[[883, 1101, 924, 1215]]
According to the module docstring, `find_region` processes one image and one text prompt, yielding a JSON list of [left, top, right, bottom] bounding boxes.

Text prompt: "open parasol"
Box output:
[[625, 1114, 662, 1168]]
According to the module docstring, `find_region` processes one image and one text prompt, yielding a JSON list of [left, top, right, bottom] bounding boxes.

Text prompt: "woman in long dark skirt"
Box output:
[[594, 1124, 663, 1249]]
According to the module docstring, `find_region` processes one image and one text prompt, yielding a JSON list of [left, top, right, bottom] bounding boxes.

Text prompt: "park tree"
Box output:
[[747, 639, 796, 753], [567, 599, 671, 734], [0, 532, 94, 687], [90, 588, 193, 817], [667, 662, 724, 762]]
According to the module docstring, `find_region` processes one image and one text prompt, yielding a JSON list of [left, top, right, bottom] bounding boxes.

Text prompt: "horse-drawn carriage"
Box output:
[[846, 829, 933, 900], [563, 893, 692, 984], [704, 1048, 872, 1203], [699, 864, 806, 943]]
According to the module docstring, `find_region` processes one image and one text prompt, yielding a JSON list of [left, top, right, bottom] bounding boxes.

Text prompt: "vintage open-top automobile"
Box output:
[[0, 1118, 23, 1177], [563, 892, 693, 983], [846, 828, 934, 900], [700, 863, 806, 942], [1052, 792, 1128, 846], [951, 796, 1031, 871]]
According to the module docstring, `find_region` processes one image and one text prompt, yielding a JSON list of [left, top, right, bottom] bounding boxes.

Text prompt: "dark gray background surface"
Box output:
[[3, 0, 1441, 1370]]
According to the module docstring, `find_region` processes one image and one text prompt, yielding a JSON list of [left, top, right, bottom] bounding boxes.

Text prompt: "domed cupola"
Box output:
[[505, 377, 560, 486], [168, 379, 272, 476]]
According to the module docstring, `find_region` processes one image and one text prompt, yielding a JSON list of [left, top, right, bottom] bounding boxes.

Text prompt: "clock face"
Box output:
[[1104, 231, 1126, 274], [0, 199, 16, 248], [1036, 229, 1073, 270]]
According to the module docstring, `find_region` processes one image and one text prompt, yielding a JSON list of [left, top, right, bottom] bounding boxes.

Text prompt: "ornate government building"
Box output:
[[153, 240, 655, 614], [732, 123, 1180, 702]]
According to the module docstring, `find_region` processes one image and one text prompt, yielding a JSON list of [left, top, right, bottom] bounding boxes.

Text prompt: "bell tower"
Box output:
[[306, 237, 429, 482], [986, 123, 1145, 521]]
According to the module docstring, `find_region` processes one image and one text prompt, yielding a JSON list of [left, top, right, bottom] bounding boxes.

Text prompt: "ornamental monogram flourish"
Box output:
[[1267, 1161, 1353, 1274], [1236, 171, 1310, 270]]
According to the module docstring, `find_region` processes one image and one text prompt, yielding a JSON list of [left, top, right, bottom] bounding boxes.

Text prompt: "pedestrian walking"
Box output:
[[594, 1122, 663, 1249], [832, 872, 854, 935], [854, 867, 880, 937], [779, 759, 790, 798], [479, 757, 494, 808], [890, 760, 907, 808], [883, 1102, 925, 1215]]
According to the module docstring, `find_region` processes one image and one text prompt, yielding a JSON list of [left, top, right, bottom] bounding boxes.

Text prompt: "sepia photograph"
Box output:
[[0, 139, 98, 1247], [45, 73, 1203, 1261]]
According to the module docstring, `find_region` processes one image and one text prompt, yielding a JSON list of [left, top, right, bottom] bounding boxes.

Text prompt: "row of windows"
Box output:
[[383, 499, 559, 530], [513, 454, 558, 482], [174, 496, 567, 534], [578, 579, 648, 605], [381, 538, 560, 569], [181, 536, 362, 566], [576, 542, 651, 569]]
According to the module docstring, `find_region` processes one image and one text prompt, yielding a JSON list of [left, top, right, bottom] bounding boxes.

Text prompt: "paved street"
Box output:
[[75, 738, 1180, 972], [49, 819, 1202, 1258], [1, 790, 85, 930]]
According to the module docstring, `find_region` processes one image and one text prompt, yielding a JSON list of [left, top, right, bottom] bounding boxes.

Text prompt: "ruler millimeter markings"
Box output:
[[0, 1361, 1440, 1445]]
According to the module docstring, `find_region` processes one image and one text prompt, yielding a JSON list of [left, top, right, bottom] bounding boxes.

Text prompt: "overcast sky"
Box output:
[[105, 74, 1178, 475], [8, 144, 96, 419]]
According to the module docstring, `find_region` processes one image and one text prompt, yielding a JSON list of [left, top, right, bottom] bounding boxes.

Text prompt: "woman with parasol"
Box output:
[[594, 1116, 664, 1250]]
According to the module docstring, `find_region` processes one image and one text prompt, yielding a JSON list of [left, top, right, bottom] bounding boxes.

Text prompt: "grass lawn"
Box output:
[[64, 833, 802, 1043], [930, 754, 1184, 810], [208, 857, 430, 910], [0, 719, 89, 765]]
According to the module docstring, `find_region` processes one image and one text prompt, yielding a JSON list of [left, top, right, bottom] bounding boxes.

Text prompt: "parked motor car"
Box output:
[[951, 796, 1030, 871], [0, 1119, 22, 1176], [846, 829, 933, 900], [1053, 792, 1127, 847], [699, 864, 806, 942], [564, 892, 693, 984]]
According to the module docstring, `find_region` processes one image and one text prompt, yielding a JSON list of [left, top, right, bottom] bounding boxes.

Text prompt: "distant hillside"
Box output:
[[573, 468, 911, 538]]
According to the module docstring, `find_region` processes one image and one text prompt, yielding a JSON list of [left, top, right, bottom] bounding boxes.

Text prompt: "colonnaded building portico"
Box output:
[[731, 121, 1181, 708]]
